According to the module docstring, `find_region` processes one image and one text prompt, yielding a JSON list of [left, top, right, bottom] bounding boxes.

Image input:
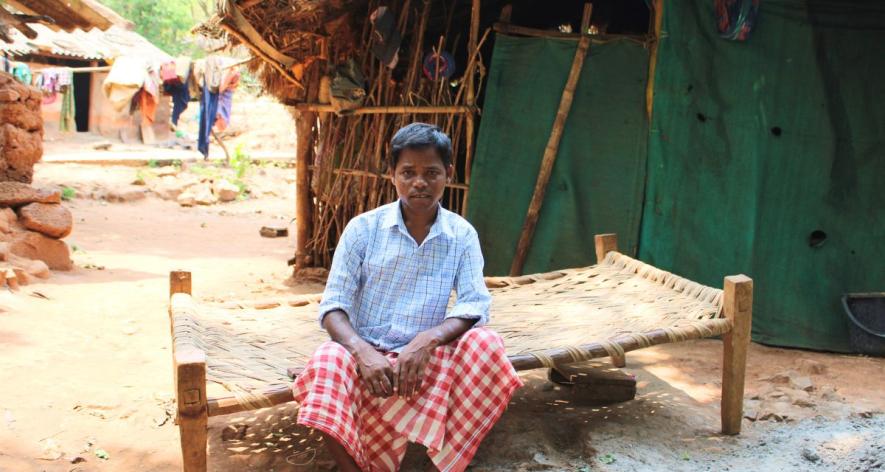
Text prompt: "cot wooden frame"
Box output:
[[167, 234, 753, 471]]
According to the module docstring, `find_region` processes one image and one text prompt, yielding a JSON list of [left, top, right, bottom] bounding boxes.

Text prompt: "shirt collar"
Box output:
[[384, 200, 454, 240]]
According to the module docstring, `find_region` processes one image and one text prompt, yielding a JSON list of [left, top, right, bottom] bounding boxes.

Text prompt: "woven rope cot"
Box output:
[[169, 234, 753, 472]]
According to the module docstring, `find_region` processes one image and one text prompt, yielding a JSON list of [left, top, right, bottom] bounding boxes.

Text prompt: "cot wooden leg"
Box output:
[[176, 349, 208, 472], [594, 234, 625, 367], [169, 271, 207, 470], [721, 275, 753, 435]]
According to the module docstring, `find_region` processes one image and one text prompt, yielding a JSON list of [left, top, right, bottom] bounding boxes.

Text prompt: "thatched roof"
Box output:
[[199, 0, 371, 102]]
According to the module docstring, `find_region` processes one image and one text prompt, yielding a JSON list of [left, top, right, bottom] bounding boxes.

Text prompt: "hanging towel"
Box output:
[[175, 56, 192, 83], [60, 84, 76, 132]]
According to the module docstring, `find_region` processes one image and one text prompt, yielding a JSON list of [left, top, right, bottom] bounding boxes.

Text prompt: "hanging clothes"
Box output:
[[715, 0, 760, 41], [164, 78, 191, 126], [203, 55, 224, 93], [197, 78, 220, 157], [12, 62, 31, 85], [214, 90, 234, 131], [103, 56, 148, 113], [174, 56, 192, 83], [139, 65, 161, 124], [60, 84, 76, 132], [369, 6, 401, 68], [1, 56, 12, 74]]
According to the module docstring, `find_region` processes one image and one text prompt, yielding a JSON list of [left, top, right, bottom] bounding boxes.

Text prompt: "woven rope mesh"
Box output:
[[171, 252, 726, 400]]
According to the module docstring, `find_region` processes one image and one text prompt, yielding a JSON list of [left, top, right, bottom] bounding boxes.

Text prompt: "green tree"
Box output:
[[102, 0, 214, 56]]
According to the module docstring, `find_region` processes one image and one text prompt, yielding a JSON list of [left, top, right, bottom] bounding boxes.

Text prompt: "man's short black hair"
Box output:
[[389, 122, 452, 170]]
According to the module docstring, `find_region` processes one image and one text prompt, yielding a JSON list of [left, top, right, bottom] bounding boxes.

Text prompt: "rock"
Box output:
[[0, 208, 15, 233], [819, 386, 841, 402], [758, 400, 801, 422], [0, 123, 42, 183], [214, 179, 239, 202], [0, 181, 61, 207], [788, 389, 815, 408], [18, 203, 73, 239], [221, 424, 248, 441], [10, 255, 50, 279], [105, 187, 146, 203], [193, 185, 216, 205], [152, 175, 197, 200], [8, 231, 72, 270], [155, 166, 178, 177], [797, 359, 827, 375], [791, 376, 814, 392], [801, 448, 820, 463], [11, 267, 29, 285], [764, 370, 813, 392], [176, 191, 196, 207]]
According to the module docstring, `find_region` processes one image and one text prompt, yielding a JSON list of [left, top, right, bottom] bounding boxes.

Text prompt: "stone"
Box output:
[[214, 179, 239, 202], [193, 185, 217, 205], [819, 386, 841, 402], [758, 400, 801, 422], [152, 175, 197, 200], [0, 124, 42, 183], [8, 231, 73, 270], [221, 424, 248, 441], [106, 187, 147, 203], [9, 255, 50, 279], [797, 359, 827, 375], [0, 181, 61, 207], [176, 191, 196, 207], [764, 370, 813, 392], [791, 376, 814, 392], [0, 208, 15, 233], [155, 166, 178, 177], [801, 448, 820, 463], [11, 267, 29, 285], [18, 203, 73, 239]]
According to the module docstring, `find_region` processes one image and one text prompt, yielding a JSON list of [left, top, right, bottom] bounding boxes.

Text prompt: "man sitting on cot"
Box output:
[[292, 122, 523, 472]]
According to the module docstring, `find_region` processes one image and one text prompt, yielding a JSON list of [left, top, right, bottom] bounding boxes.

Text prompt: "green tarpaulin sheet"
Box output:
[[467, 35, 649, 276], [638, 0, 885, 351]]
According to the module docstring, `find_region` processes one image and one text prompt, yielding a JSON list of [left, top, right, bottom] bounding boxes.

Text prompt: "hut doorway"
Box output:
[[73, 71, 91, 132]]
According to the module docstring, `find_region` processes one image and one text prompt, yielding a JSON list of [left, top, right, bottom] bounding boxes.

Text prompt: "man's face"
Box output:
[[392, 147, 453, 213]]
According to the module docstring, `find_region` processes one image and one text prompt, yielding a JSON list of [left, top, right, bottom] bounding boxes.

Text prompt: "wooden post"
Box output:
[[646, 0, 664, 120], [721, 274, 753, 435], [509, 3, 593, 276], [594, 233, 618, 264], [462, 0, 481, 215], [294, 65, 320, 273], [170, 271, 192, 297], [176, 349, 208, 472]]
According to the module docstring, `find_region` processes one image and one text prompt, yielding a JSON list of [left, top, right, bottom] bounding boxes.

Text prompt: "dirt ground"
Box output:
[[0, 157, 883, 472]]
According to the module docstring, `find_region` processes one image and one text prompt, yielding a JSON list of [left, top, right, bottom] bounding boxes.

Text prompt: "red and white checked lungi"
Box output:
[[291, 328, 523, 472]]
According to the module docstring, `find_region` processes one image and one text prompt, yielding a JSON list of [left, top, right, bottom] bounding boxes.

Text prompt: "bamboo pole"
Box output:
[[294, 65, 319, 271], [646, 0, 664, 120], [287, 104, 473, 114], [493, 22, 650, 45], [509, 3, 593, 277], [462, 0, 481, 215]]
